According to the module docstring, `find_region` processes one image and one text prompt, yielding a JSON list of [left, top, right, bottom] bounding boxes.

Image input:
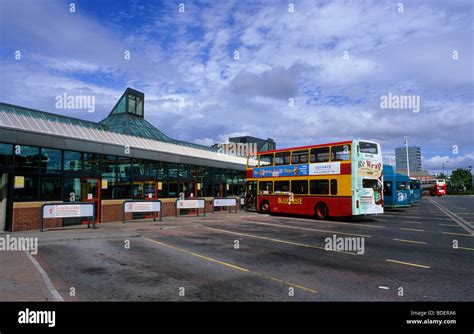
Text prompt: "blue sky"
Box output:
[[0, 0, 473, 174]]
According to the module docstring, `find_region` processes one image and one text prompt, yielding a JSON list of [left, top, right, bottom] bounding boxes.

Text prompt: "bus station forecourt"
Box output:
[[0, 89, 472, 302]]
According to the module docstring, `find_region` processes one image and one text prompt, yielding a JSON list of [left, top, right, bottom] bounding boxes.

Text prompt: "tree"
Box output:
[[436, 172, 448, 180], [449, 168, 473, 191]]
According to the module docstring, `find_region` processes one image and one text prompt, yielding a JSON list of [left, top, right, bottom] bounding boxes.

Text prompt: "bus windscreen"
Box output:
[[359, 142, 378, 154]]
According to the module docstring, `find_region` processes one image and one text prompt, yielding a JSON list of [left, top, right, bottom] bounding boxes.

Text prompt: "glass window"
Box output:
[[101, 177, 116, 200], [116, 157, 130, 198], [291, 150, 309, 164], [117, 156, 130, 179], [310, 147, 330, 163], [274, 180, 290, 193], [383, 181, 392, 196], [259, 181, 273, 195], [0, 143, 13, 166], [101, 155, 117, 178], [291, 180, 308, 194], [310, 179, 329, 195], [158, 162, 167, 179], [192, 165, 204, 181], [396, 182, 408, 191], [132, 159, 145, 177], [40, 148, 62, 174], [13, 175, 39, 201], [64, 151, 82, 171], [331, 145, 351, 161], [179, 164, 192, 179], [259, 153, 273, 166], [115, 97, 126, 114], [132, 181, 144, 199], [63, 178, 81, 201], [168, 163, 178, 179], [145, 160, 157, 177], [359, 142, 378, 154], [274, 151, 291, 165], [83, 153, 99, 172], [168, 182, 178, 197], [330, 179, 337, 195], [41, 176, 61, 201], [14, 145, 40, 172], [363, 179, 381, 190]]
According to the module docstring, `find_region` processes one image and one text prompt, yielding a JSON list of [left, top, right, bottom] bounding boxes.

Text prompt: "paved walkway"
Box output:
[[0, 248, 55, 301]]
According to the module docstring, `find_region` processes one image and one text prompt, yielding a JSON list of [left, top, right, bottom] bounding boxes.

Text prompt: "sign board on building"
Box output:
[[213, 198, 237, 207], [176, 199, 205, 209], [124, 201, 161, 213], [42, 203, 94, 219], [14, 176, 24, 189]]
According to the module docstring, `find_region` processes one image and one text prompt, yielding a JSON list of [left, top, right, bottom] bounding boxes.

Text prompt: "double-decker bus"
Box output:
[[431, 179, 447, 196], [382, 165, 410, 208], [409, 178, 421, 204], [244, 140, 383, 219]]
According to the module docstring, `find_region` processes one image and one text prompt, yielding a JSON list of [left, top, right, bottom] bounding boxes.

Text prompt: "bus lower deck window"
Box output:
[[330, 179, 337, 195], [310, 180, 329, 195], [291, 180, 308, 194]]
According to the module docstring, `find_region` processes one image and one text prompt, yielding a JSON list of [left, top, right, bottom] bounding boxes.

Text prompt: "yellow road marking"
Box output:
[[203, 226, 358, 255], [393, 238, 427, 245], [441, 232, 473, 237], [386, 259, 430, 269], [400, 228, 424, 232], [143, 237, 317, 294], [240, 220, 372, 238]]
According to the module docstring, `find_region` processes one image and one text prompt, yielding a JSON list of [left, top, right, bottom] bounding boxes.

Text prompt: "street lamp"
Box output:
[[442, 160, 449, 177], [404, 136, 410, 178]]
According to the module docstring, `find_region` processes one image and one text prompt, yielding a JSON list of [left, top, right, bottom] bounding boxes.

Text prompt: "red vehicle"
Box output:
[[244, 140, 383, 219], [430, 179, 447, 196]]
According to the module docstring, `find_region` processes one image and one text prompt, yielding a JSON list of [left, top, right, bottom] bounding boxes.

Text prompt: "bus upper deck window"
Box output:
[[291, 150, 309, 164], [275, 151, 291, 165], [259, 153, 273, 166], [331, 145, 351, 161], [310, 147, 330, 163]]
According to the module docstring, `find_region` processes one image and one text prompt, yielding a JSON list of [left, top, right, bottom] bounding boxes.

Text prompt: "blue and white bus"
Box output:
[[382, 165, 410, 208], [409, 178, 421, 204]]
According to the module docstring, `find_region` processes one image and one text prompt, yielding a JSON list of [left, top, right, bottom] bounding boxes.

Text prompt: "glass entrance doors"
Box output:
[[81, 178, 100, 224]]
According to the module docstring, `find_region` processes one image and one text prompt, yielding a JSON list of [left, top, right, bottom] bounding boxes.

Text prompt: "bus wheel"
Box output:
[[260, 200, 270, 214], [315, 203, 329, 220]]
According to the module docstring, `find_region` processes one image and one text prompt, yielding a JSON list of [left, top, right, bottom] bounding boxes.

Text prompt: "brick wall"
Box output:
[[12, 202, 62, 231]]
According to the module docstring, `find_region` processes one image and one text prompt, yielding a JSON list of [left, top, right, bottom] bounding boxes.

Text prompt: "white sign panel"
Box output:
[[124, 201, 161, 213], [176, 199, 205, 209], [240, 198, 245, 205], [309, 162, 341, 175], [214, 198, 237, 207], [43, 204, 94, 218]]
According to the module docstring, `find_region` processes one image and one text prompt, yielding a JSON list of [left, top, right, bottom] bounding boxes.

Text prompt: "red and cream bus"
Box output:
[[244, 140, 383, 219]]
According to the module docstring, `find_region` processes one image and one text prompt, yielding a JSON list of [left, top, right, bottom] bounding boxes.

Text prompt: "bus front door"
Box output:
[[245, 181, 257, 211]]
